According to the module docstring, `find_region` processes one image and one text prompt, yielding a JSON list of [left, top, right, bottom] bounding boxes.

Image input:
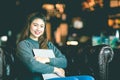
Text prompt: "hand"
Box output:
[[54, 67, 65, 77], [34, 56, 50, 64]]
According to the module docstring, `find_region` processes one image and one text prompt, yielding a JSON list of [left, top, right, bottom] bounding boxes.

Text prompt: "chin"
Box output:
[[35, 35, 41, 38], [34, 33, 43, 37]]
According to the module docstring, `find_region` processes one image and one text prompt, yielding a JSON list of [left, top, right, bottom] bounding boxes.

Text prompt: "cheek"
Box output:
[[30, 25, 36, 31], [39, 27, 45, 32], [42, 28, 45, 32], [30, 26, 35, 34]]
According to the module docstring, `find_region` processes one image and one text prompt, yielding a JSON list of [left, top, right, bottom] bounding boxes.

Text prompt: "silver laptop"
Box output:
[[33, 49, 55, 58]]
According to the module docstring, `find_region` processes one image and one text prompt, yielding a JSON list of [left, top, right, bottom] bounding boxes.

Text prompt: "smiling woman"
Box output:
[[15, 12, 67, 80]]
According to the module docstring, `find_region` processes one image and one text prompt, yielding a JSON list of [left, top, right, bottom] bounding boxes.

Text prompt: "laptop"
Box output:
[[33, 49, 55, 58]]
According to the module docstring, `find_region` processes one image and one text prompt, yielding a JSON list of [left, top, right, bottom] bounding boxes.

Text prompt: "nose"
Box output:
[[37, 26, 41, 30]]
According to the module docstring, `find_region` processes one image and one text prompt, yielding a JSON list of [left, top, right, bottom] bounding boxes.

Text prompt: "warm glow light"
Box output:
[[108, 19, 114, 27], [55, 3, 65, 13], [42, 4, 54, 10], [82, 0, 103, 11], [42, 3, 65, 18], [66, 41, 78, 45], [110, 0, 119, 8], [46, 22, 51, 41], [55, 27, 61, 44], [59, 23, 68, 36]]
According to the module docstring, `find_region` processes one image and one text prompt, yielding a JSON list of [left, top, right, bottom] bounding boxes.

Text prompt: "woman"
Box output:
[[15, 12, 67, 80]]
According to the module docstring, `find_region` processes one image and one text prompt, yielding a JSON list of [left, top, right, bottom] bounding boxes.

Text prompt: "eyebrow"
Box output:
[[33, 23, 45, 26]]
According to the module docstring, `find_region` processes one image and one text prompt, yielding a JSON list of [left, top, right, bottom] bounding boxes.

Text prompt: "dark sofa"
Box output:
[[61, 44, 114, 80]]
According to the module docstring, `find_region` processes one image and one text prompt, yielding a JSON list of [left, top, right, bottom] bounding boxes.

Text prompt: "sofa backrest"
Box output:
[[0, 46, 16, 80]]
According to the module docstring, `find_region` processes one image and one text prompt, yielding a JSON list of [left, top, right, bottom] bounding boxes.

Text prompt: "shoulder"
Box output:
[[17, 40, 32, 48], [48, 41, 53, 45], [47, 41, 58, 49], [47, 41, 54, 47]]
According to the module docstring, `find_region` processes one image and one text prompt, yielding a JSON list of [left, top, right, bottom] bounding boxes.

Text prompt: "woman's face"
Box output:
[[29, 18, 45, 41]]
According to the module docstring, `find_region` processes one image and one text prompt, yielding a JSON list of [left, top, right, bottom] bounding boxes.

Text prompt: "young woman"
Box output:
[[15, 12, 67, 80]]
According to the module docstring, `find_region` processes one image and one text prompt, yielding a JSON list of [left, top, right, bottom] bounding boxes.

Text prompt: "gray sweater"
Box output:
[[16, 38, 67, 80]]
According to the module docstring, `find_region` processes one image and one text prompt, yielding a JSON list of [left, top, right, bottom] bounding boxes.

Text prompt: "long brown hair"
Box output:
[[18, 12, 48, 49]]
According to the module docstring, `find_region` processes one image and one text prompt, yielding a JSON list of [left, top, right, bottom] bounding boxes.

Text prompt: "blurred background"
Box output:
[[1, 1, 120, 79], [0, 0, 120, 48]]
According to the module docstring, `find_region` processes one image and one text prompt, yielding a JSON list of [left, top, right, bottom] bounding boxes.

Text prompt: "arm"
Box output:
[[16, 40, 54, 74], [48, 42, 67, 68]]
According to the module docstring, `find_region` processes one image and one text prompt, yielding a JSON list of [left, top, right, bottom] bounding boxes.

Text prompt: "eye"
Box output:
[[40, 24, 45, 28], [40, 25, 44, 28], [34, 24, 38, 26]]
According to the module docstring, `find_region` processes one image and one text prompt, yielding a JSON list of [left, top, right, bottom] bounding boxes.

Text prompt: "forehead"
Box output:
[[32, 18, 45, 25]]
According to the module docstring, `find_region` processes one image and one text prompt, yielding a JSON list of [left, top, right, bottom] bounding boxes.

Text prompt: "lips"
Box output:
[[35, 31, 41, 35]]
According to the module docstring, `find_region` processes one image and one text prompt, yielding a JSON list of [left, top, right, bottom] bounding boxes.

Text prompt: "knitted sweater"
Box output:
[[16, 38, 67, 80]]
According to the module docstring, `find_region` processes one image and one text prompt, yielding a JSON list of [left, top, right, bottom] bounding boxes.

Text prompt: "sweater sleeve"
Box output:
[[48, 42, 67, 68], [16, 40, 54, 74]]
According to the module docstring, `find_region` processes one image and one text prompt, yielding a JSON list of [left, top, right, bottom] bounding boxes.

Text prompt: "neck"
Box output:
[[29, 36, 38, 41]]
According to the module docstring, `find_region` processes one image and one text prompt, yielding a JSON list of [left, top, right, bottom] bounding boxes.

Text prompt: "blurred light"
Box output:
[[16, 0, 20, 6], [79, 36, 89, 43], [59, 23, 68, 36], [42, 3, 65, 18], [66, 41, 78, 45], [110, 0, 120, 8], [115, 19, 119, 24], [108, 19, 114, 27], [61, 13, 66, 20], [82, 0, 103, 11], [115, 30, 119, 39], [73, 20, 83, 29], [1, 36, 8, 42], [55, 27, 61, 44], [55, 3, 65, 13], [8, 30, 12, 37], [72, 33, 77, 37], [42, 4, 54, 10]]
